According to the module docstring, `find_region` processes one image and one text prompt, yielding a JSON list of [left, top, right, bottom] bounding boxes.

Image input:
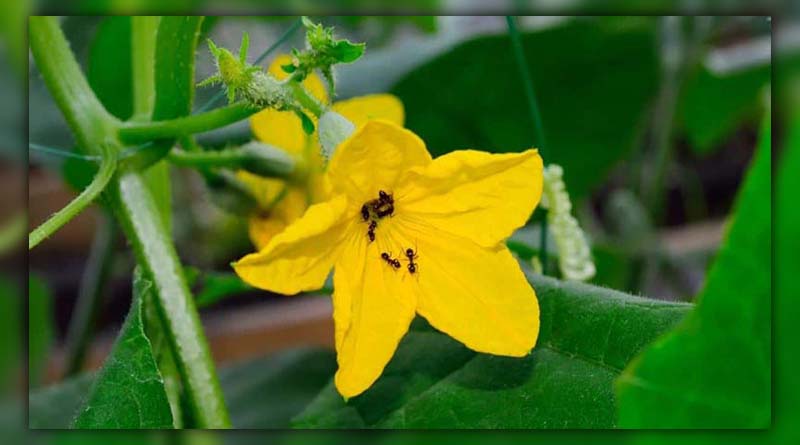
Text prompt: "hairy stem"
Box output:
[[29, 17, 117, 155], [118, 102, 257, 144], [287, 80, 325, 117], [110, 173, 230, 428]]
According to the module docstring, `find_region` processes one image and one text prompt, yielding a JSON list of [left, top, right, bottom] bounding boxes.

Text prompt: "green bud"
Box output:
[[318, 110, 355, 160]]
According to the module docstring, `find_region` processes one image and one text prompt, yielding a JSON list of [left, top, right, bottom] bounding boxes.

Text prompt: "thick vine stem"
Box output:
[[29, 17, 118, 155], [31, 16, 231, 428], [29, 143, 117, 250], [110, 173, 231, 428]]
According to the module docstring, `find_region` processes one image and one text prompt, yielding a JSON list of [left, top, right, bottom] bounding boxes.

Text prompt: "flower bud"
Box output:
[[318, 110, 355, 160]]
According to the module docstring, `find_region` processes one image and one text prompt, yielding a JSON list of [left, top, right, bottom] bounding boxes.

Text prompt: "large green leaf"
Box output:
[[678, 63, 769, 154], [29, 347, 336, 429], [294, 274, 690, 428], [616, 111, 771, 428], [391, 18, 659, 202], [71, 274, 174, 428]]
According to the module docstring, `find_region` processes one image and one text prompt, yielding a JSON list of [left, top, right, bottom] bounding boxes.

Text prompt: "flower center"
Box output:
[[359, 190, 420, 276], [360, 190, 395, 243]]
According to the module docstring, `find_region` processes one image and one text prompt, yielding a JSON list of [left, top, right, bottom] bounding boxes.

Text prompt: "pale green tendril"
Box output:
[[541, 164, 596, 282]]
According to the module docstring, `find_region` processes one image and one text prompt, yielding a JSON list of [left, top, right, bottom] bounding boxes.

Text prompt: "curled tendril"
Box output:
[[541, 164, 596, 282]]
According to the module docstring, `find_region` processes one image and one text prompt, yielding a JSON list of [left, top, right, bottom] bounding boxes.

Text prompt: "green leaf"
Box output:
[[152, 17, 202, 120], [88, 17, 133, 120], [329, 40, 365, 63], [29, 348, 336, 429], [72, 275, 174, 428], [28, 275, 54, 388], [294, 274, 691, 428], [678, 64, 770, 154], [391, 19, 659, 202], [298, 110, 315, 135], [772, 107, 800, 442], [616, 111, 771, 428], [194, 271, 253, 308], [224, 348, 337, 428]]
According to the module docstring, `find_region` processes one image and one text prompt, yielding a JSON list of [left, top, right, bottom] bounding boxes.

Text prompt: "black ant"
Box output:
[[405, 247, 418, 274], [372, 190, 395, 218], [367, 220, 377, 242], [381, 252, 402, 269], [360, 204, 370, 221], [376, 202, 394, 218], [378, 190, 393, 204]]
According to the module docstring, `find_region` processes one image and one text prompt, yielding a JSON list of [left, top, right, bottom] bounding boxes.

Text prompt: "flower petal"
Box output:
[[332, 94, 405, 128], [233, 195, 349, 294], [327, 120, 432, 203], [249, 54, 328, 154], [247, 187, 309, 250], [397, 149, 543, 247], [395, 221, 539, 356], [236, 171, 285, 209], [249, 108, 308, 155], [331, 230, 417, 398]]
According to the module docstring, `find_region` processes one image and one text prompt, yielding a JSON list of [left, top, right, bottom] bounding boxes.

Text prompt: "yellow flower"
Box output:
[[234, 119, 544, 399], [239, 54, 405, 249]]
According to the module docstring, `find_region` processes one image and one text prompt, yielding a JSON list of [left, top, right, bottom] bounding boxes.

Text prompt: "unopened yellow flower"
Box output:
[[234, 120, 543, 398], [239, 54, 405, 249]]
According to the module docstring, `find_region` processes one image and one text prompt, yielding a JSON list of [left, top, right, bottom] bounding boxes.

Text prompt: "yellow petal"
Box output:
[[248, 217, 287, 252], [332, 94, 405, 128], [249, 108, 308, 155], [247, 187, 309, 250], [236, 171, 285, 209], [233, 195, 350, 294], [249, 54, 329, 154], [394, 221, 539, 356], [397, 149, 543, 247], [327, 120, 432, 204], [332, 230, 417, 398]]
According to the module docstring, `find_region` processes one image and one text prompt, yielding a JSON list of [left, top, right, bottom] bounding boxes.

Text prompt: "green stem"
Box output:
[[131, 16, 160, 120], [507, 15, 549, 274], [506, 16, 547, 151], [64, 214, 116, 376], [288, 80, 325, 117], [32, 16, 230, 428], [110, 172, 230, 428], [168, 144, 299, 179], [29, 144, 116, 250], [168, 148, 251, 168], [29, 17, 118, 155], [118, 102, 257, 144]]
